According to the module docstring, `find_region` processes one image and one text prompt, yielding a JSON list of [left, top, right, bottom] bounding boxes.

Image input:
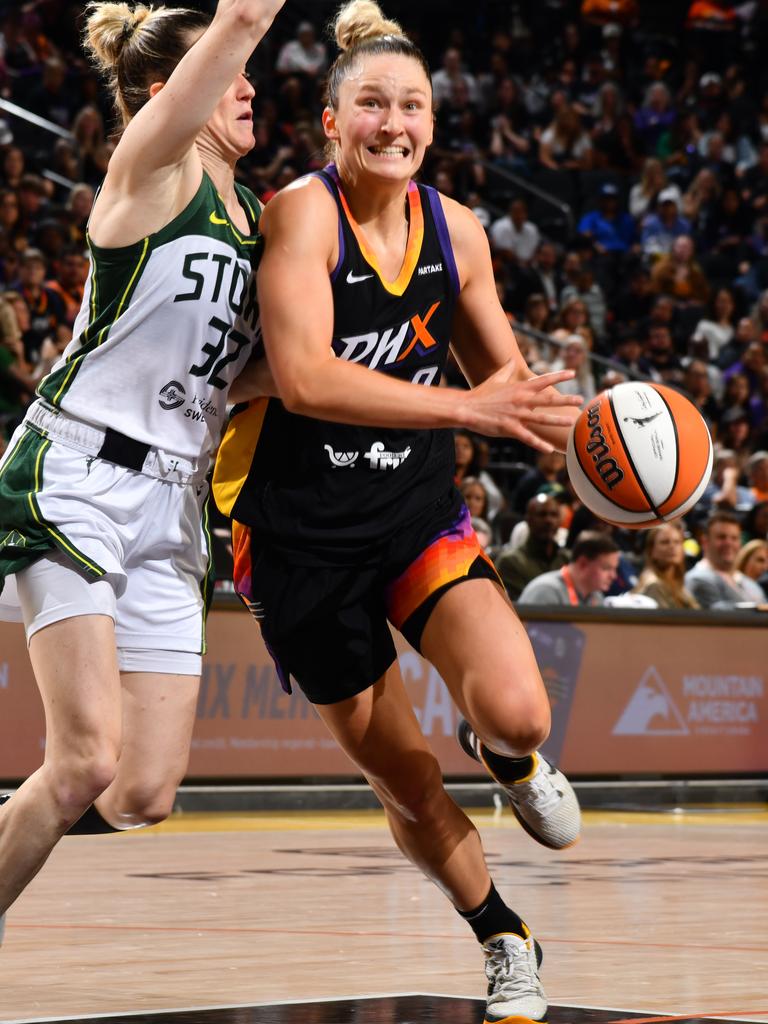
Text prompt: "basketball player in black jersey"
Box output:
[[214, 3, 583, 1020]]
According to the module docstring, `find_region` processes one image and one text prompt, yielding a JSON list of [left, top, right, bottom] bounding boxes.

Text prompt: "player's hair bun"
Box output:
[[332, 0, 404, 51], [84, 2, 153, 70]]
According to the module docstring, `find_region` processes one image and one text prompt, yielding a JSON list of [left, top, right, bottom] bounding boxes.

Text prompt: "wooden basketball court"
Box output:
[[1, 805, 766, 1023]]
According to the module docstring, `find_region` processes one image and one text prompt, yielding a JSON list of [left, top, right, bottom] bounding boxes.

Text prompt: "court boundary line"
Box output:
[[6, 993, 765, 1024]]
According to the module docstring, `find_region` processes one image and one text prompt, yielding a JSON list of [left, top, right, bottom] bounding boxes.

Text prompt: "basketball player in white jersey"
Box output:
[[0, 0, 285, 938]]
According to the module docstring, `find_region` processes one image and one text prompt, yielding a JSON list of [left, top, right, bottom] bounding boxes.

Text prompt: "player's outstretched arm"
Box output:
[[256, 180, 581, 450], [110, 0, 286, 180], [445, 198, 583, 452]]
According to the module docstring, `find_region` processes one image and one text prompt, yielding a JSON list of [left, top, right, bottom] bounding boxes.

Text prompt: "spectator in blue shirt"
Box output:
[[577, 182, 636, 253], [641, 187, 692, 257]]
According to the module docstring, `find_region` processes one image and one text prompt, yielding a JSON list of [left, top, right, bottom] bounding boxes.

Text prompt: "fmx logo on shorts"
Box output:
[[364, 442, 411, 470], [613, 666, 689, 736], [159, 380, 186, 411], [325, 445, 358, 468]]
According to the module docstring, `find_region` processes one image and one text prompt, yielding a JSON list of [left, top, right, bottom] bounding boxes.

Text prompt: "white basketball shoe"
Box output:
[[458, 720, 581, 850], [483, 931, 547, 1023]]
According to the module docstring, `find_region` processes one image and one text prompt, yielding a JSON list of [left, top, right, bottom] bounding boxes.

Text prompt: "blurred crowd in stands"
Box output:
[[0, 0, 767, 608]]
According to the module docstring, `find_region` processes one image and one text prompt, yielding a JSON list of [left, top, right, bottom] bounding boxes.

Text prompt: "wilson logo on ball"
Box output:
[[585, 403, 625, 491]]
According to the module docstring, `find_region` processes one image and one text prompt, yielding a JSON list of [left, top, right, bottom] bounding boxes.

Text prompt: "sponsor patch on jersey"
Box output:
[[417, 263, 443, 275], [158, 380, 186, 411], [364, 442, 411, 470], [325, 445, 359, 468]]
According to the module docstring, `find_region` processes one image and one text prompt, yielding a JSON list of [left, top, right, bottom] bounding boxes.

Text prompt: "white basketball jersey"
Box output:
[[38, 173, 261, 461]]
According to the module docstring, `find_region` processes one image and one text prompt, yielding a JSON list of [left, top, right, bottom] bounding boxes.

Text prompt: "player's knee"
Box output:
[[48, 748, 119, 823], [475, 696, 551, 758], [111, 782, 178, 826]]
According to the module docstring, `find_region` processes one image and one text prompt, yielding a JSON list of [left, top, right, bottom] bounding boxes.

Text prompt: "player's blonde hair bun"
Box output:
[[332, 0, 404, 51], [84, 2, 154, 71]]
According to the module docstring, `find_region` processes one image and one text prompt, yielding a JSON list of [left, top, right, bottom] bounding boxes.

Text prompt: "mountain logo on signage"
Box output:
[[613, 666, 689, 736]]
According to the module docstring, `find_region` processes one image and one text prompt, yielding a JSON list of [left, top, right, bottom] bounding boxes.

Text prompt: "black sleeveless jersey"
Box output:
[[214, 165, 460, 566]]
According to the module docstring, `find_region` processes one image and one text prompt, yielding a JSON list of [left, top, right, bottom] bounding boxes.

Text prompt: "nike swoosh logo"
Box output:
[[346, 270, 374, 284], [210, 212, 229, 226]]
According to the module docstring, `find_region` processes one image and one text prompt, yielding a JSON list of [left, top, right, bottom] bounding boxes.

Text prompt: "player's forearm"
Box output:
[[279, 357, 471, 430]]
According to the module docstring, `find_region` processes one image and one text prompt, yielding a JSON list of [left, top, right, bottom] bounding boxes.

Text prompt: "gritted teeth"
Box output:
[[369, 145, 408, 156]]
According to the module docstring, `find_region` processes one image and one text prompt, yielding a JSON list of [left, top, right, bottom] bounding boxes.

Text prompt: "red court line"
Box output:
[[607, 1013, 768, 1024], [8, 921, 768, 956]]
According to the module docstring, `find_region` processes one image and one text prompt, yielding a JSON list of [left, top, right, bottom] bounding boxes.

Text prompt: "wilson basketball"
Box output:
[[565, 381, 713, 528]]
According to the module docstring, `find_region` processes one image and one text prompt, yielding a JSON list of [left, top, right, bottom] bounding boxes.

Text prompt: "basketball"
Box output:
[[565, 382, 713, 528]]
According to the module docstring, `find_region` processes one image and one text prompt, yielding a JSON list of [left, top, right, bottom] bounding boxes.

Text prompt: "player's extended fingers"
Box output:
[[530, 390, 584, 407], [525, 369, 577, 389], [517, 410, 581, 427]]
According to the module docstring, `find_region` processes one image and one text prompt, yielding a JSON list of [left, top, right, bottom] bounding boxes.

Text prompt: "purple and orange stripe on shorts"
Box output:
[[385, 503, 500, 633]]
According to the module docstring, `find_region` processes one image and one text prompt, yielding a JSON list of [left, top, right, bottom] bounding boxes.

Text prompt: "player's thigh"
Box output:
[[419, 578, 550, 750], [18, 554, 122, 773]]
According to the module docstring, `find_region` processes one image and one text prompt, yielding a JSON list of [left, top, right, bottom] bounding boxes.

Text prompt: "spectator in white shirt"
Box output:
[[431, 47, 480, 109], [276, 21, 327, 77], [489, 197, 540, 265]]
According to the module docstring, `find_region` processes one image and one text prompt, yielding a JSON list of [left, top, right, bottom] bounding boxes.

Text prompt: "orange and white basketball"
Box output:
[[565, 381, 713, 528]]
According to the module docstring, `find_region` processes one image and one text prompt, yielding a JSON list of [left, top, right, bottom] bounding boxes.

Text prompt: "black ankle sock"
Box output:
[[0, 794, 11, 807], [480, 746, 535, 784], [457, 882, 528, 943], [66, 804, 119, 835]]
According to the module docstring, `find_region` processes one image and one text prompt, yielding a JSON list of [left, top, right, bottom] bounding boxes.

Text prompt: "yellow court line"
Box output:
[[127, 806, 768, 835]]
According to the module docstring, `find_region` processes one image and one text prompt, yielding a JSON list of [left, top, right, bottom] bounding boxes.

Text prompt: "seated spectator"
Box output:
[[741, 141, 768, 221], [634, 523, 700, 609], [641, 188, 692, 258], [684, 510, 766, 607], [524, 241, 562, 312], [489, 197, 540, 266], [700, 448, 755, 513], [718, 315, 756, 371], [746, 451, 768, 505], [723, 342, 767, 425], [681, 167, 721, 238], [11, 248, 67, 363], [553, 294, 595, 351], [742, 501, 768, 542], [682, 359, 720, 428], [64, 184, 95, 249], [495, 494, 568, 600], [692, 287, 736, 361], [539, 103, 593, 171], [275, 21, 327, 77], [633, 82, 675, 157], [488, 79, 534, 174], [460, 476, 491, 523], [640, 323, 684, 385], [0, 188, 27, 255], [517, 530, 619, 605], [454, 429, 504, 519], [1, 146, 25, 190], [577, 182, 636, 255], [511, 451, 566, 515], [717, 407, 755, 472], [45, 246, 87, 328], [612, 265, 655, 329], [431, 47, 480, 109], [735, 540, 768, 597], [550, 334, 597, 402], [560, 260, 607, 341], [71, 105, 112, 187], [650, 235, 710, 306], [16, 174, 51, 239], [629, 157, 676, 221]]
